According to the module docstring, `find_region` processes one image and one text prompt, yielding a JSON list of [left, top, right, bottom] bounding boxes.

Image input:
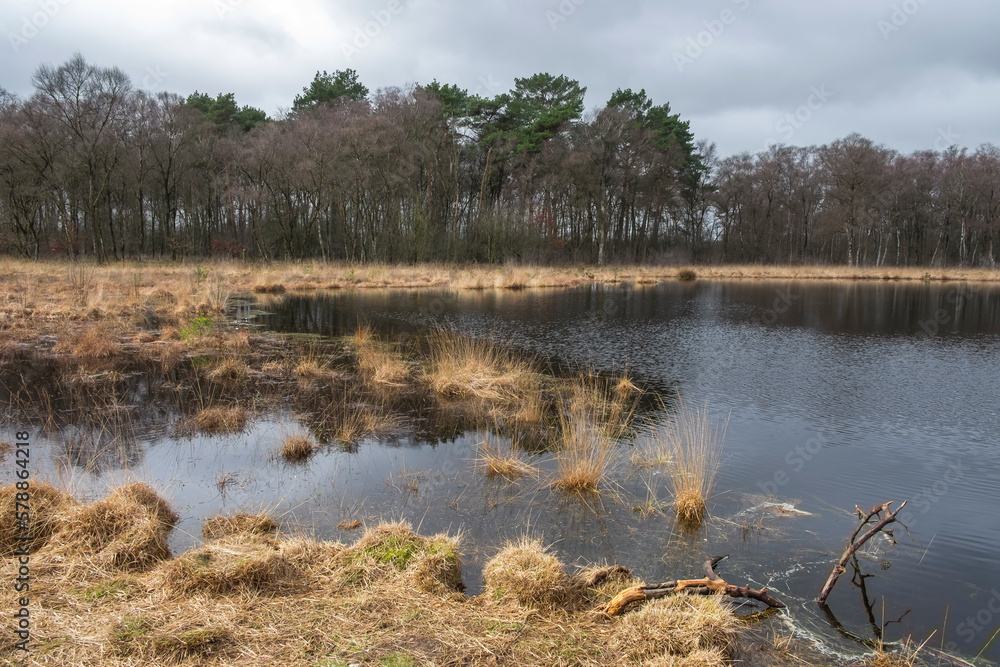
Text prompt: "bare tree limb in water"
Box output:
[[817, 500, 908, 605]]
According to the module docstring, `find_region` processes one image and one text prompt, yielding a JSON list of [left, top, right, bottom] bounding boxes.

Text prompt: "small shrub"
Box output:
[[179, 316, 214, 340], [677, 268, 697, 282]]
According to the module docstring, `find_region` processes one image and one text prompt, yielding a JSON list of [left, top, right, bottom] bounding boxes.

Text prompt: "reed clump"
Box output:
[[477, 440, 538, 480], [354, 325, 410, 386], [552, 384, 635, 493], [424, 329, 536, 402], [656, 402, 727, 528], [195, 406, 248, 434], [279, 434, 316, 463]]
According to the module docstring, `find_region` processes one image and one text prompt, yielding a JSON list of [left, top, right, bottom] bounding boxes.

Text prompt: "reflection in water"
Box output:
[[6, 280, 999, 663]]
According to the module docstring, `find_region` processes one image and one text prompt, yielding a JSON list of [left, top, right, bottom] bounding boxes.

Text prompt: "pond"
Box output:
[[13, 279, 1000, 663]]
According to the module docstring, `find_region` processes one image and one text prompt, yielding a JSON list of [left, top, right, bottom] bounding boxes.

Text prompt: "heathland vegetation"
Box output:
[[0, 259, 950, 664], [2, 54, 999, 268]]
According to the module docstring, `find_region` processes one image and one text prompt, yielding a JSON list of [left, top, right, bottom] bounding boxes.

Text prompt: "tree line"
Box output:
[[0, 53, 996, 266]]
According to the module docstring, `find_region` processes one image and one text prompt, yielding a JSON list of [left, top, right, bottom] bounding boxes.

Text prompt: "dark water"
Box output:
[[10, 280, 1000, 663], [256, 280, 1000, 662]]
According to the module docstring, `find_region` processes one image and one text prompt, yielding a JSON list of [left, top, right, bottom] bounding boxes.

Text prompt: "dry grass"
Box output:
[[652, 402, 727, 528], [0, 259, 996, 331], [611, 596, 739, 665], [42, 482, 178, 575], [54, 322, 122, 359], [424, 329, 536, 402], [158, 534, 303, 596], [354, 325, 410, 385], [552, 386, 634, 493], [195, 406, 248, 434], [482, 536, 570, 610], [0, 481, 76, 555], [202, 513, 278, 539], [0, 482, 761, 667], [207, 357, 248, 386], [477, 440, 539, 480], [279, 434, 316, 463]]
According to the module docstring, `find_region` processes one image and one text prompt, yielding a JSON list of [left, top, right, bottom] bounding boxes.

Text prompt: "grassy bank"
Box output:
[[1, 258, 997, 338], [0, 482, 745, 666]]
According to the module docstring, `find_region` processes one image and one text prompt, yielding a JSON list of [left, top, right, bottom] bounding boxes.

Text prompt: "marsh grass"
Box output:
[[552, 395, 618, 493], [482, 536, 570, 609], [279, 434, 316, 463], [552, 378, 638, 493], [195, 406, 248, 434], [477, 439, 539, 481], [424, 329, 536, 402], [654, 402, 727, 528], [354, 325, 410, 386], [0, 481, 754, 667]]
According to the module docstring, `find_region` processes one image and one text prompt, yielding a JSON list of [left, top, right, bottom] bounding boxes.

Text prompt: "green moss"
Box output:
[[113, 616, 152, 654], [78, 577, 136, 602], [362, 534, 421, 569], [379, 654, 418, 667], [150, 627, 231, 656]]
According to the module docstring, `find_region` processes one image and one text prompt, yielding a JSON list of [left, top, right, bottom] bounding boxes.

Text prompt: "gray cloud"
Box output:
[[1, 0, 997, 155]]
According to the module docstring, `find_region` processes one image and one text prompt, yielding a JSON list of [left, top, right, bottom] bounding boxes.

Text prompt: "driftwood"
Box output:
[[817, 500, 907, 605], [602, 555, 785, 615]]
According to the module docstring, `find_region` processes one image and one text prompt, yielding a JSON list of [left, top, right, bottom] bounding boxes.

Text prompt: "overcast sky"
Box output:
[[2, 0, 999, 156]]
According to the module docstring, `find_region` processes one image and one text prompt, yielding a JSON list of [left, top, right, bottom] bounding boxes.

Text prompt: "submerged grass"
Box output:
[[477, 439, 539, 481], [552, 379, 638, 493], [354, 325, 410, 386]]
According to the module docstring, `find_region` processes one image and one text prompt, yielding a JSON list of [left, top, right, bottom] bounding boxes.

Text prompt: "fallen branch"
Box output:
[[602, 555, 785, 615], [817, 500, 907, 605]]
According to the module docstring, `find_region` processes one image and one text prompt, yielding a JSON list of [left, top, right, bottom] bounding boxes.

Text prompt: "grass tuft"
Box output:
[[611, 595, 739, 665], [552, 387, 632, 493], [158, 535, 301, 596], [483, 536, 569, 609], [43, 482, 177, 574], [202, 513, 278, 539], [0, 482, 76, 555], [279, 434, 316, 463], [195, 406, 248, 434], [424, 329, 536, 402], [477, 440, 538, 480], [656, 402, 727, 528], [677, 268, 698, 281]]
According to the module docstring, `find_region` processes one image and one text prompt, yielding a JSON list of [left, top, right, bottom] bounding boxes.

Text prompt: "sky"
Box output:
[[2, 0, 999, 157]]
